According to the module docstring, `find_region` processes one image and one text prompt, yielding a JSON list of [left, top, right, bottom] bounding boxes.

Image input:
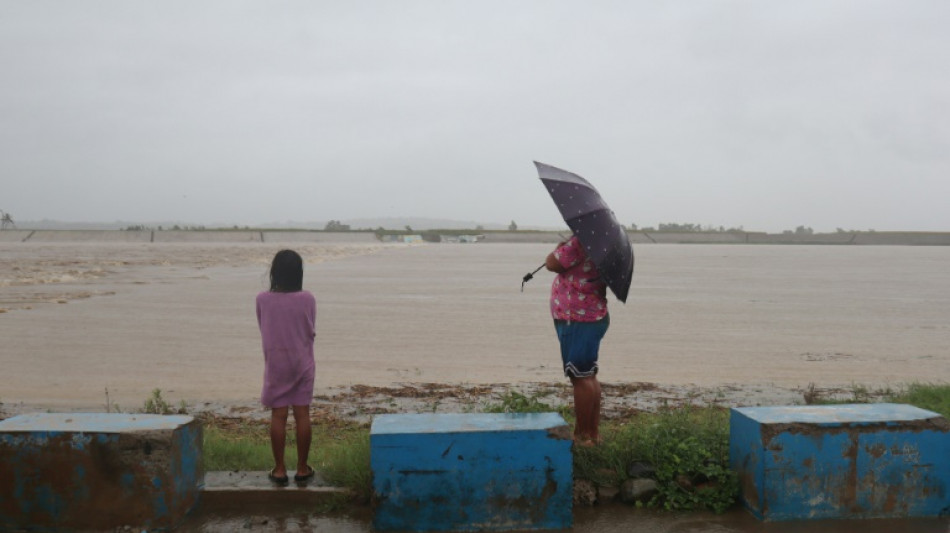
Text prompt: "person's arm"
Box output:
[[309, 293, 317, 339], [545, 246, 567, 273], [255, 295, 263, 328]]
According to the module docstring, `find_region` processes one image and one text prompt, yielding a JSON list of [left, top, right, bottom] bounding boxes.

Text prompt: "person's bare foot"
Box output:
[[573, 434, 603, 448]]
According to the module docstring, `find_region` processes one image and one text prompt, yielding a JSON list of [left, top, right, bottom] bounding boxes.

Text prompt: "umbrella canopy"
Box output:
[[535, 161, 634, 303]]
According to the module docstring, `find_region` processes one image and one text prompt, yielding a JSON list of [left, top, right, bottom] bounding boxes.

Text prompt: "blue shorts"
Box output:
[[554, 315, 609, 378]]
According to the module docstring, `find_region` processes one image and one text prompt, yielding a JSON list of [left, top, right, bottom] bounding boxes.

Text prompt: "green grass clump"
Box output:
[[203, 424, 277, 471], [482, 389, 573, 420], [482, 390, 554, 413], [314, 429, 372, 502], [888, 383, 950, 418], [633, 407, 737, 513], [574, 406, 738, 514], [143, 389, 187, 415]]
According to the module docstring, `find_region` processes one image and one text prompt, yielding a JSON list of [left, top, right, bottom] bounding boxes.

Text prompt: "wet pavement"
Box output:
[[183, 470, 950, 532], [180, 503, 950, 532]]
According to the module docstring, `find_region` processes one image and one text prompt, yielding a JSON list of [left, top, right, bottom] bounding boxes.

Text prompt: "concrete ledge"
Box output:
[[372, 412, 573, 532], [0, 230, 34, 242], [0, 413, 203, 531], [746, 233, 856, 245], [201, 471, 349, 510], [261, 231, 379, 243], [152, 231, 262, 243], [22, 230, 153, 242], [0, 230, 383, 244], [644, 231, 748, 244], [480, 232, 566, 243], [852, 232, 950, 246], [730, 404, 950, 521]]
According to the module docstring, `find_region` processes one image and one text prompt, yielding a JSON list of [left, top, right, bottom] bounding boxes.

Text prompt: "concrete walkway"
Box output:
[[202, 471, 349, 509]]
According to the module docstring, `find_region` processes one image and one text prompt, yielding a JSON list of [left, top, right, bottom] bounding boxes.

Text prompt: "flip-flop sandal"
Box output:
[[268, 468, 289, 485], [294, 465, 315, 483]]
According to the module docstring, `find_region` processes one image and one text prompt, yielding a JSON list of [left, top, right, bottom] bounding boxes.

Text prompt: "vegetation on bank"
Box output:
[[111, 221, 924, 236], [482, 390, 736, 513], [196, 383, 950, 513]]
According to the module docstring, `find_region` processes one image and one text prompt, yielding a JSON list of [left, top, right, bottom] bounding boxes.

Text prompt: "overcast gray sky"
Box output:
[[2, 1, 948, 232]]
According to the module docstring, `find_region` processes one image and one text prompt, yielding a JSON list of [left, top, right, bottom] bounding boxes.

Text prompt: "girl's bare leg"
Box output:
[[292, 405, 312, 475], [270, 407, 289, 477]]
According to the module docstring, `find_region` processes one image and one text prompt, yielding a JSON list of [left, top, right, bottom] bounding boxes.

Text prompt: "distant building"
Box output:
[[380, 234, 424, 244], [435, 234, 484, 243]]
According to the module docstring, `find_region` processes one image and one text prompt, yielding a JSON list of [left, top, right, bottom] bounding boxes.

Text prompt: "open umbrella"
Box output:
[[530, 161, 634, 303]]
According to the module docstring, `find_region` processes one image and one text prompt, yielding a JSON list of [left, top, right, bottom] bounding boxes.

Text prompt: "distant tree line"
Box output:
[[116, 221, 883, 235], [633, 222, 746, 233], [324, 220, 351, 231], [633, 223, 879, 234], [783, 226, 814, 235], [122, 224, 256, 231]]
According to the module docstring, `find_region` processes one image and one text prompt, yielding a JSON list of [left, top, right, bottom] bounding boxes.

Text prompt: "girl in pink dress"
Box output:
[[256, 249, 316, 485]]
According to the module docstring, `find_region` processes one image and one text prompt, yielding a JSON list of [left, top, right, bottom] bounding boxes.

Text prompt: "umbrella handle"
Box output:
[[521, 263, 546, 292]]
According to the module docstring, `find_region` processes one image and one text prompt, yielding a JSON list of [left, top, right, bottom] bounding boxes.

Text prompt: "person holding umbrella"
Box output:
[[529, 161, 634, 446], [545, 236, 610, 446]]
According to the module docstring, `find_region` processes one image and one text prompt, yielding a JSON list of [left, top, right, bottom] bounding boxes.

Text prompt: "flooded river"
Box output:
[[2, 242, 949, 409]]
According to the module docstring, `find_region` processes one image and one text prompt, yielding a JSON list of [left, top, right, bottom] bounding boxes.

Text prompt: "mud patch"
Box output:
[[0, 289, 115, 311], [182, 381, 817, 427], [802, 352, 855, 362]]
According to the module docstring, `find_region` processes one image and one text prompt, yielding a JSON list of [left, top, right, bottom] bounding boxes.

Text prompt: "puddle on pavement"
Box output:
[[182, 503, 950, 532], [573, 504, 950, 532]]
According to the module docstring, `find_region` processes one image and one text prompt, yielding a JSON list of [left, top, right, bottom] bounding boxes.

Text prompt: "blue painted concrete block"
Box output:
[[730, 403, 950, 521], [0, 413, 203, 531], [371, 413, 573, 531]]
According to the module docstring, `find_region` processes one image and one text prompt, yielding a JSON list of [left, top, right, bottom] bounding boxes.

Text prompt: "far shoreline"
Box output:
[[2, 228, 950, 246], [0, 380, 919, 425]]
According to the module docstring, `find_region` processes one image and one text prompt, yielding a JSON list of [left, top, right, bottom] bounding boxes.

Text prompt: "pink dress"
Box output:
[[256, 290, 316, 407], [550, 236, 608, 322]]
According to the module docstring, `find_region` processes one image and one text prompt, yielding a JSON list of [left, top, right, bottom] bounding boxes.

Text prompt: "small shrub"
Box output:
[[573, 405, 738, 514], [143, 389, 175, 414], [635, 406, 738, 513], [482, 390, 554, 414]]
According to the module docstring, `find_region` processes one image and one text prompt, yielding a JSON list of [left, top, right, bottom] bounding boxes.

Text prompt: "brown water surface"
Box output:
[[1, 242, 949, 411]]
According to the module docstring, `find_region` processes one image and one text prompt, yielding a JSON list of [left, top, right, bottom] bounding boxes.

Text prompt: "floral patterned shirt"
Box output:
[[550, 236, 608, 322]]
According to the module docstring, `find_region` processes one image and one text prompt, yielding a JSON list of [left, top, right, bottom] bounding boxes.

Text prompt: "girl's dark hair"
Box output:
[[269, 249, 303, 292]]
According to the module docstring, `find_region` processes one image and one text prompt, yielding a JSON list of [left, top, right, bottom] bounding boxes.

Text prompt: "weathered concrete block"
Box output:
[[371, 413, 573, 531], [0, 413, 203, 531], [730, 404, 950, 521]]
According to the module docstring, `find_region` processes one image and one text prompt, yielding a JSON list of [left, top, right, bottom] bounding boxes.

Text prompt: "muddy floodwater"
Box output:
[[1, 242, 948, 410]]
